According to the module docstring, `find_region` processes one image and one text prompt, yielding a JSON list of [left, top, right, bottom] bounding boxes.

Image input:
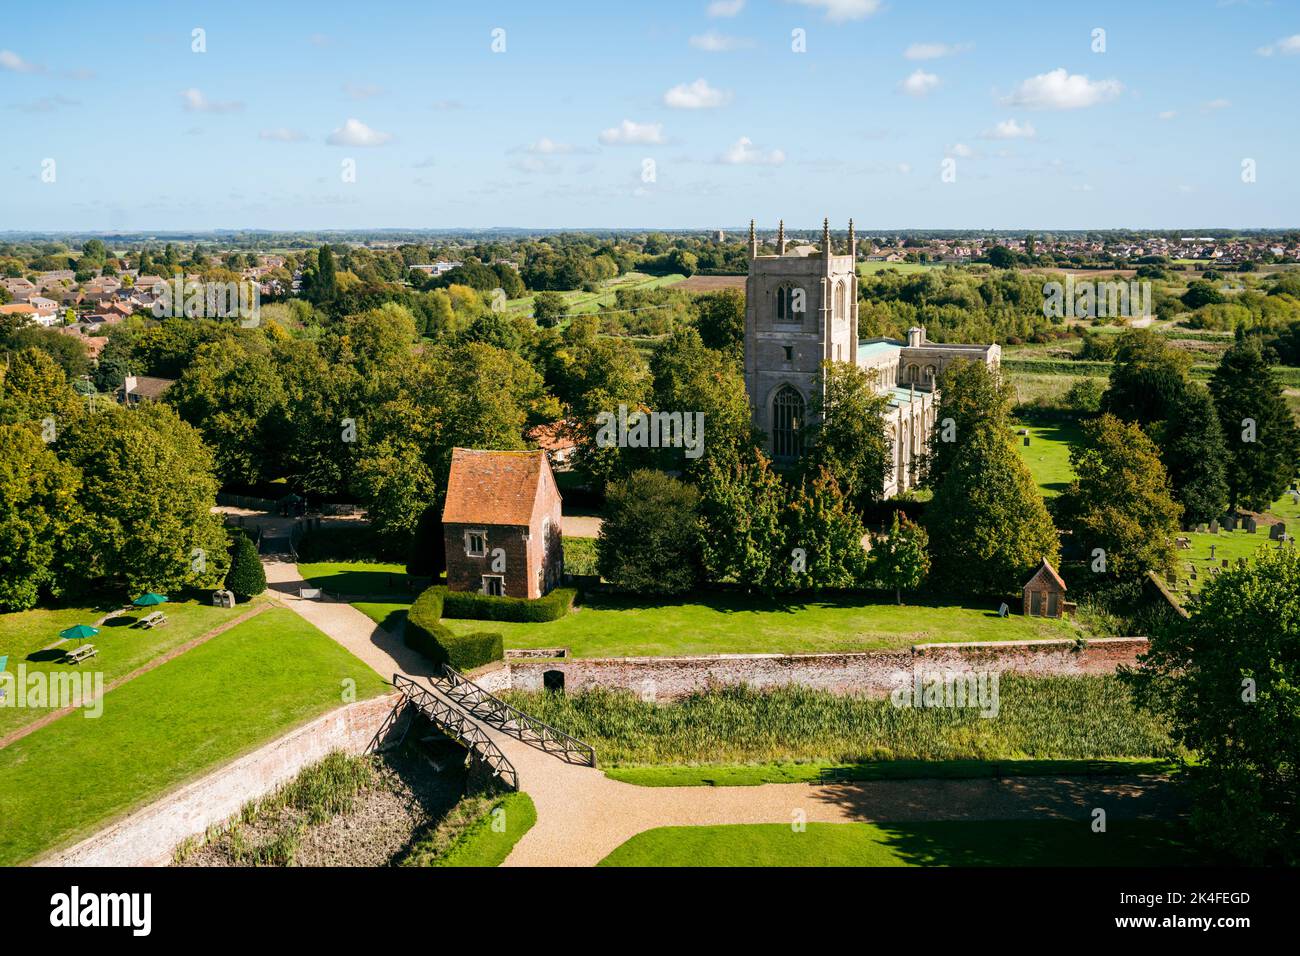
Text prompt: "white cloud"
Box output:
[[904, 42, 971, 60], [1158, 110, 1177, 120], [719, 136, 785, 165], [1202, 97, 1231, 111], [0, 49, 42, 73], [180, 88, 244, 113], [599, 119, 665, 145], [946, 143, 974, 158], [707, 0, 745, 16], [1257, 34, 1300, 56], [1005, 68, 1122, 109], [788, 0, 883, 22], [259, 128, 307, 142], [690, 31, 754, 52], [897, 162, 912, 174], [898, 70, 940, 97], [326, 118, 393, 147], [979, 118, 1036, 140], [431, 99, 462, 111], [663, 78, 732, 109]]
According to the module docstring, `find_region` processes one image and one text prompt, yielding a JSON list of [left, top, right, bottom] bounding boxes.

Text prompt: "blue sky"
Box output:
[[3, 0, 1299, 231]]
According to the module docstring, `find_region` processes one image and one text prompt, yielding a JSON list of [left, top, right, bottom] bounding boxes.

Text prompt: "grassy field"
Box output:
[[597, 819, 1199, 867], [503, 676, 1173, 766], [299, 561, 421, 598], [603, 757, 1177, 787], [503, 272, 684, 319], [1170, 492, 1300, 597], [0, 597, 262, 738], [1012, 420, 1081, 497], [355, 589, 1081, 658], [0, 607, 388, 865], [857, 261, 946, 276]]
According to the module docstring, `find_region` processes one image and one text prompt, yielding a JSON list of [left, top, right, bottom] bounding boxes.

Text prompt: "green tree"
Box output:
[[0, 347, 82, 427], [224, 532, 266, 600], [924, 359, 1016, 487], [697, 453, 789, 591], [1056, 414, 1181, 577], [783, 468, 871, 591], [596, 470, 701, 595], [1101, 328, 1192, 427], [1210, 338, 1300, 510], [650, 327, 754, 476], [694, 289, 745, 364], [532, 291, 567, 327], [927, 427, 1060, 596], [1125, 547, 1300, 864], [873, 511, 930, 604], [801, 360, 892, 512], [0, 424, 81, 610], [58, 403, 229, 594], [1156, 384, 1229, 524]]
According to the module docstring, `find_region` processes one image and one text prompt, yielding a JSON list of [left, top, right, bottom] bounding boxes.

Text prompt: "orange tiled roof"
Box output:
[[442, 448, 549, 526]]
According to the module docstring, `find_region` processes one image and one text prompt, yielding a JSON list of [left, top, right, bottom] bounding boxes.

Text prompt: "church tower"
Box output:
[[744, 218, 859, 461]]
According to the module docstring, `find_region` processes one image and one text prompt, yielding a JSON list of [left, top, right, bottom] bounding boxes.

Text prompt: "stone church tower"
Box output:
[[743, 217, 859, 460]]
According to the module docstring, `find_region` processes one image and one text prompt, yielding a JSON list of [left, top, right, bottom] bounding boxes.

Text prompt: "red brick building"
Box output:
[[442, 448, 564, 600], [1022, 558, 1067, 618]]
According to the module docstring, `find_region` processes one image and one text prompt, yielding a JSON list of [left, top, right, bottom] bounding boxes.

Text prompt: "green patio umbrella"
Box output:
[[58, 624, 100, 644], [132, 592, 169, 607]]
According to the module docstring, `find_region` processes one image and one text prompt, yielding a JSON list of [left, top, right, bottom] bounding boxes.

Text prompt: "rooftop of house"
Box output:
[[1025, 558, 1067, 591], [858, 339, 903, 363], [122, 375, 176, 400], [442, 447, 554, 527]]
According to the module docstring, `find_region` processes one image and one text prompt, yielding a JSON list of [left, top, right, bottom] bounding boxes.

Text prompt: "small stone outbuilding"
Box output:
[[1022, 558, 1067, 618]]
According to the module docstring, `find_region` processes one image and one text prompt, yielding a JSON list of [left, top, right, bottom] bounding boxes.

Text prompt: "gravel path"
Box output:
[[264, 559, 1183, 867]]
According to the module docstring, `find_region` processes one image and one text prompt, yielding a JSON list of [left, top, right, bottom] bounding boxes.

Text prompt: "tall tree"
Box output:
[[694, 288, 745, 364], [923, 359, 1016, 487], [597, 470, 702, 595], [801, 360, 892, 512], [873, 511, 930, 604], [1101, 328, 1192, 427], [697, 453, 790, 592], [1156, 384, 1229, 524], [1210, 338, 1300, 510], [0, 424, 81, 611], [1056, 414, 1181, 577], [783, 468, 872, 592], [927, 426, 1060, 596]]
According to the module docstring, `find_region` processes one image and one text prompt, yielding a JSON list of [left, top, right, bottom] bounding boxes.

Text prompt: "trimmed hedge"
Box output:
[[441, 587, 577, 623], [404, 586, 503, 671]]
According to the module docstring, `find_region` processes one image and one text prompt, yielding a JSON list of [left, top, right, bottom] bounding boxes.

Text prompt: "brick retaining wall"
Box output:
[[36, 692, 402, 868], [501, 638, 1148, 700]]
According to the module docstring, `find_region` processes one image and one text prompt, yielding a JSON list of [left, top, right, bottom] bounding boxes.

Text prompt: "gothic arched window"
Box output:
[[771, 385, 805, 459], [834, 281, 847, 321], [776, 284, 805, 323]]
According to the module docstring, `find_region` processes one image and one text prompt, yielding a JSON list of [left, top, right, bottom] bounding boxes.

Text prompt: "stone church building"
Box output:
[[743, 218, 1000, 497]]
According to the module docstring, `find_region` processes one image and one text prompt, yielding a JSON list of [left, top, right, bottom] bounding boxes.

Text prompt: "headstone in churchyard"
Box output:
[[1270, 522, 1286, 541], [1197, 523, 1207, 533], [1209, 544, 1217, 560], [1245, 517, 1257, 533], [1222, 559, 1229, 568], [1224, 515, 1237, 531], [1023, 436, 1031, 446], [997, 602, 1009, 617], [1209, 520, 1219, 534]]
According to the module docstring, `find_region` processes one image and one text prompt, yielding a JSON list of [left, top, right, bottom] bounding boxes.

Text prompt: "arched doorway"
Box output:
[[771, 385, 804, 460], [543, 669, 565, 693]]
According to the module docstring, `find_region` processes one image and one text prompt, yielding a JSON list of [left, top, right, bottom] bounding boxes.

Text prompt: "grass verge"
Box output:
[[399, 791, 536, 867]]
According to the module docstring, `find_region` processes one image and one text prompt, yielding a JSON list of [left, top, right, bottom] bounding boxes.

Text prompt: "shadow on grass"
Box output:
[[870, 819, 1202, 867]]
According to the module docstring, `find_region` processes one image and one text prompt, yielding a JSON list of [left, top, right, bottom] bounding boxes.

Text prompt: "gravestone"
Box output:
[[1270, 522, 1286, 541], [1209, 520, 1220, 534], [997, 602, 1009, 618], [1023, 436, 1031, 446], [1208, 544, 1217, 560], [1245, 517, 1257, 534], [1224, 515, 1237, 531], [1197, 523, 1208, 533], [1222, 559, 1229, 568]]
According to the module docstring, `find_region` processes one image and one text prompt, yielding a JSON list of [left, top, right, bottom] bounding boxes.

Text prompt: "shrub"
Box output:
[[442, 587, 576, 623], [225, 532, 267, 600], [404, 586, 503, 671], [597, 470, 702, 595]]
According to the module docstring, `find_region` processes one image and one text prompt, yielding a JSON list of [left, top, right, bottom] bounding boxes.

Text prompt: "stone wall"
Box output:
[[500, 637, 1148, 700], [36, 692, 402, 868]]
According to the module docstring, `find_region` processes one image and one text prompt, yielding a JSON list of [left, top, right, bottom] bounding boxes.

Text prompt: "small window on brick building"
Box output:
[[482, 575, 504, 596], [783, 345, 793, 362], [465, 531, 486, 557]]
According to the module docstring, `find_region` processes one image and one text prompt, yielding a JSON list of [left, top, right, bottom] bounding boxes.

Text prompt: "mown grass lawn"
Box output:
[[356, 590, 1080, 657], [0, 607, 388, 865], [597, 819, 1200, 867], [0, 597, 262, 739], [1012, 420, 1081, 498], [299, 561, 424, 598]]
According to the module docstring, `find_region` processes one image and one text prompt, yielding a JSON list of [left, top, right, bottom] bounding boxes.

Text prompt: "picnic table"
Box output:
[[136, 610, 169, 629], [65, 644, 98, 664]]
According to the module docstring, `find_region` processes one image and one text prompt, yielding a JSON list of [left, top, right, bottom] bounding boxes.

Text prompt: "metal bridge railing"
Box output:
[[438, 666, 597, 768], [391, 674, 518, 790]]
